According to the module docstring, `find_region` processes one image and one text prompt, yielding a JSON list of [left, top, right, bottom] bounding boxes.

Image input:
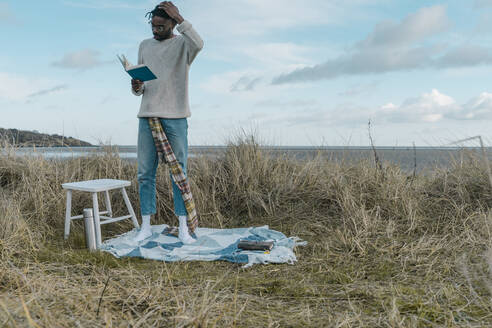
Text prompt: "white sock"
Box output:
[[178, 215, 188, 231], [135, 214, 152, 241], [141, 214, 151, 229], [178, 215, 195, 244]]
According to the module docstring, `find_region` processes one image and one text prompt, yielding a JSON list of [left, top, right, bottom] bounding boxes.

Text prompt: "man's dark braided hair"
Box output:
[[145, 5, 175, 23]]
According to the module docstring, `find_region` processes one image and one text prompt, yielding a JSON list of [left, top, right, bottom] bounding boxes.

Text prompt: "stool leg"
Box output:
[[121, 187, 139, 229], [92, 192, 102, 248], [64, 190, 72, 240], [104, 190, 113, 217]]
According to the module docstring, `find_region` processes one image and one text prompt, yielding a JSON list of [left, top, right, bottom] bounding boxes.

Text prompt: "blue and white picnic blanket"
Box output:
[[99, 225, 307, 268]]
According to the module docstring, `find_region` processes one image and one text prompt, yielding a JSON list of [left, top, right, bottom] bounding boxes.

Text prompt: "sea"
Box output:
[[4, 145, 492, 173]]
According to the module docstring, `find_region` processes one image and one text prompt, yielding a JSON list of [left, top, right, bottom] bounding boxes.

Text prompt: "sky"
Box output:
[[1, 0, 492, 146]]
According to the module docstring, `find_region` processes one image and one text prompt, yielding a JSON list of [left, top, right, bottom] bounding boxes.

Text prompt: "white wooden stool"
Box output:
[[62, 179, 140, 248]]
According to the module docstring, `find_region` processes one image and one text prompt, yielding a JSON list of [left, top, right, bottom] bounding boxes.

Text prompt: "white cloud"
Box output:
[[338, 81, 379, 97], [239, 90, 492, 131], [52, 49, 108, 70], [26, 84, 69, 103], [357, 5, 450, 48], [475, 0, 492, 8], [244, 103, 368, 128], [27, 84, 68, 98], [239, 43, 316, 69], [61, 0, 154, 9], [200, 65, 313, 100], [0, 73, 63, 102], [200, 42, 319, 95], [437, 45, 492, 68], [450, 92, 492, 120], [380, 89, 458, 123], [201, 70, 262, 94], [272, 6, 492, 84], [255, 99, 318, 108], [381, 103, 397, 110], [474, 11, 492, 36], [184, 0, 384, 39], [201, 67, 297, 95], [377, 90, 492, 123], [0, 2, 14, 23], [230, 76, 262, 92]]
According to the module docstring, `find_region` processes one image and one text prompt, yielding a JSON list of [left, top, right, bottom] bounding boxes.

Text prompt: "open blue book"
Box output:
[[117, 54, 157, 82]]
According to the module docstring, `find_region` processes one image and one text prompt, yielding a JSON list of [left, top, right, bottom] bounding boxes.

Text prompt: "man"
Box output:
[[132, 1, 203, 244]]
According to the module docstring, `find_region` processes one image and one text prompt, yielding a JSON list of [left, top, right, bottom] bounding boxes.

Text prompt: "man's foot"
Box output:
[[179, 229, 195, 244], [178, 215, 196, 244], [134, 225, 152, 242]]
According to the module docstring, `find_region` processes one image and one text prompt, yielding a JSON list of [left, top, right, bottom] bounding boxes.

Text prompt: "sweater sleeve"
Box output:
[[131, 42, 145, 96], [176, 20, 204, 65]]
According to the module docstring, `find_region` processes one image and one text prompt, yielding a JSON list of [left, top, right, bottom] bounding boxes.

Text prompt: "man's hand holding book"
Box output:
[[117, 54, 156, 94], [132, 79, 144, 93]]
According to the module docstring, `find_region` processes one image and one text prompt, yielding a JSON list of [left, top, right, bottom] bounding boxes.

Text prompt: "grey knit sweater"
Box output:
[[132, 20, 203, 118]]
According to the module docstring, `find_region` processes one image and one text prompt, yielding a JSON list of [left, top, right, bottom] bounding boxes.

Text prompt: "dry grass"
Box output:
[[2, 136, 492, 327]]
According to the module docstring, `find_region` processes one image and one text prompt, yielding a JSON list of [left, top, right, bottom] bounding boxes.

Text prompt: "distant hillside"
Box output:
[[0, 128, 92, 147]]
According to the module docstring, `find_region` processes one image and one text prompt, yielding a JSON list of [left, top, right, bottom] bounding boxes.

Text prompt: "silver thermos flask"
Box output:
[[83, 208, 97, 251]]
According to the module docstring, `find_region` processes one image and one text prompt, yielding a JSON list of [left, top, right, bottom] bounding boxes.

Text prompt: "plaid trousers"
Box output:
[[148, 117, 198, 234]]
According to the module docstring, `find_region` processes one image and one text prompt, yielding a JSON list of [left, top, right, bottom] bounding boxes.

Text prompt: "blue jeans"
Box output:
[[137, 117, 188, 217]]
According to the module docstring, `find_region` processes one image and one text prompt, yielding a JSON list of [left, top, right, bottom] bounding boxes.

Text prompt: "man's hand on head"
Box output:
[[158, 1, 184, 24], [132, 79, 144, 93]]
